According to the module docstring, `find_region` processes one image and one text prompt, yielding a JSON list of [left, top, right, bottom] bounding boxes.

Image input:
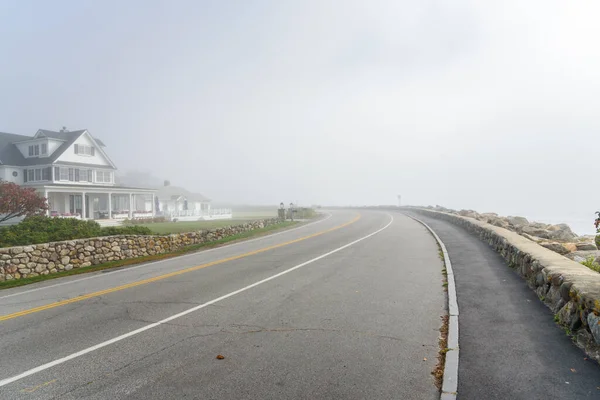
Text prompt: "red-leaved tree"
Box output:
[[0, 180, 48, 223]]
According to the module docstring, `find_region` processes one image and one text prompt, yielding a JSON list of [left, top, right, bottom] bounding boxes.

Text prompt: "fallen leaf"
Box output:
[[216, 355, 225, 360], [570, 368, 576, 373]]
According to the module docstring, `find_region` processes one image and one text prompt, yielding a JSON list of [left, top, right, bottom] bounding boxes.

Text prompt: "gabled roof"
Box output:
[[35, 129, 106, 147], [0, 129, 113, 168], [155, 185, 211, 202]]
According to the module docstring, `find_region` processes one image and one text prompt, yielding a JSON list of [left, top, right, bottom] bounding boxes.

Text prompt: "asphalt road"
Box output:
[[408, 212, 600, 400], [0, 210, 446, 400]]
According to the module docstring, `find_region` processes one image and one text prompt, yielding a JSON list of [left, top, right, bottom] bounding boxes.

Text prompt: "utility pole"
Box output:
[[397, 195, 401, 207]]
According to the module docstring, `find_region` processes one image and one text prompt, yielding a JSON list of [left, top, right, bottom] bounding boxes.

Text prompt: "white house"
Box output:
[[155, 181, 232, 221], [0, 128, 156, 223]]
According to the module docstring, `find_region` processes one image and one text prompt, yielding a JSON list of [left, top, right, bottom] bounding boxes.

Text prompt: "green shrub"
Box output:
[[101, 226, 153, 236], [291, 208, 318, 219], [0, 216, 153, 247], [0, 216, 102, 247], [581, 256, 600, 273]]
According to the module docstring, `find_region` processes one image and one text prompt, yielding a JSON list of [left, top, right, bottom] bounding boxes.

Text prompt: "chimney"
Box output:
[[164, 180, 170, 187]]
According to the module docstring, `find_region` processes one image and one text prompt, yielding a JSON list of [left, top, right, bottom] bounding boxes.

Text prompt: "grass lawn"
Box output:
[[232, 210, 278, 219], [141, 219, 274, 235]]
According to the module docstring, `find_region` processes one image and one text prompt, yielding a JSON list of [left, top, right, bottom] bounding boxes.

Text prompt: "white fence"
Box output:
[[158, 209, 233, 221]]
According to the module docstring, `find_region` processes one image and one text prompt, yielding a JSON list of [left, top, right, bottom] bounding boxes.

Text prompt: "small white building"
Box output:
[[0, 128, 156, 224], [155, 181, 232, 221]]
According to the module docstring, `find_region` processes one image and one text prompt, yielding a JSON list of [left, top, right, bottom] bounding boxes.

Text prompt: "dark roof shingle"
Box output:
[[0, 132, 29, 165], [0, 129, 109, 166]]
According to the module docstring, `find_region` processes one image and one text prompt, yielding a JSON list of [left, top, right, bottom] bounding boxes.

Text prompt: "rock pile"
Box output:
[[427, 206, 599, 263]]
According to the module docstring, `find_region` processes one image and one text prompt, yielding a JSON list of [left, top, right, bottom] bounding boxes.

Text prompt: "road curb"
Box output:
[[403, 214, 459, 400]]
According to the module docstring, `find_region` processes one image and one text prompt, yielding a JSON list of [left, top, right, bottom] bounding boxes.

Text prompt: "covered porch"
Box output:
[[39, 185, 157, 221]]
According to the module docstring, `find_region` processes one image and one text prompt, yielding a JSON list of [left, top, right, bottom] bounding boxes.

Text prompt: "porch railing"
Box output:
[[158, 209, 232, 218]]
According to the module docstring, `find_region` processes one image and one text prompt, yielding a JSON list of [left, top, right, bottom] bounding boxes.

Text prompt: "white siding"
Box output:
[[0, 166, 25, 184], [47, 139, 63, 155], [15, 140, 47, 158], [55, 132, 112, 167], [14, 139, 62, 158]]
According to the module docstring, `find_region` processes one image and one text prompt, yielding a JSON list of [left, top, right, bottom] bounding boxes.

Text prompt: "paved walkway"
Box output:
[[409, 212, 600, 400]]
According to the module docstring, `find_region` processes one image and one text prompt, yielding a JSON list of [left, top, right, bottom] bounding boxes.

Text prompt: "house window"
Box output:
[[60, 168, 69, 181], [77, 169, 91, 182], [68, 168, 74, 181], [96, 171, 112, 183], [74, 169, 80, 182], [24, 168, 50, 182], [28, 144, 40, 157], [69, 195, 83, 215], [114, 195, 128, 210], [41, 143, 47, 155], [74, 144, 95, 156]]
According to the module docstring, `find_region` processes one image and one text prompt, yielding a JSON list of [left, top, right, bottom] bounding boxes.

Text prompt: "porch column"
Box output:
[[108, 193, 112, 219], [128, 193, 133, 219], [151, 194, 155, 217], [81, 192, 86, 220], [44, 190, 49, 216]]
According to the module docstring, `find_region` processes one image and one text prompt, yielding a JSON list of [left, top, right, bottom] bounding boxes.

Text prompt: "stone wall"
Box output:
[[407, 208, 600, 362], [0, 218, 281, 282]]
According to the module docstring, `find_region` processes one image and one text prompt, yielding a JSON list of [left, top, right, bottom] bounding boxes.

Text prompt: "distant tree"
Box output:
[[595, 212, 600, 249], [115, 170, 164, 188], [0, 180, 48, 223]]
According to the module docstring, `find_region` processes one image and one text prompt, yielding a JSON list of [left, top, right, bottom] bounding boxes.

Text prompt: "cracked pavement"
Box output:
[[0, 210, 445, 399]]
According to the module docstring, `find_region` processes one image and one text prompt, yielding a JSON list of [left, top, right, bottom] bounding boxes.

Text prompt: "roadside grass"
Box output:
[[433, 315, 450, 390], [232, 208, 319, 220], [433, 242, 449, 391], [0, 221, 297, 291], [233, 211, 278, 219]]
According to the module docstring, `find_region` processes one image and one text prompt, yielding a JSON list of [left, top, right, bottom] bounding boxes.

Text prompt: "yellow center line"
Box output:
[[0, 214, 361, 322], [20, 379, 57, 393]]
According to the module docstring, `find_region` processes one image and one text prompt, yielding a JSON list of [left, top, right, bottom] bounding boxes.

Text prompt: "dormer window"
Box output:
[[41, 143, 47, 155], [74, 144, 95, 156], [28, 144, 40, 156]]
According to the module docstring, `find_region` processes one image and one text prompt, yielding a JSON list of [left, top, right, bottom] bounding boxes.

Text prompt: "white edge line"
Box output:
[[0, 213, 333, 300], [0, 214, 393, 388], [402, 213, 459, 400]]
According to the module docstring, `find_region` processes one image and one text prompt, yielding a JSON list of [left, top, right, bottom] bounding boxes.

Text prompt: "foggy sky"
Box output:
[[1, 1, 598, 233]]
